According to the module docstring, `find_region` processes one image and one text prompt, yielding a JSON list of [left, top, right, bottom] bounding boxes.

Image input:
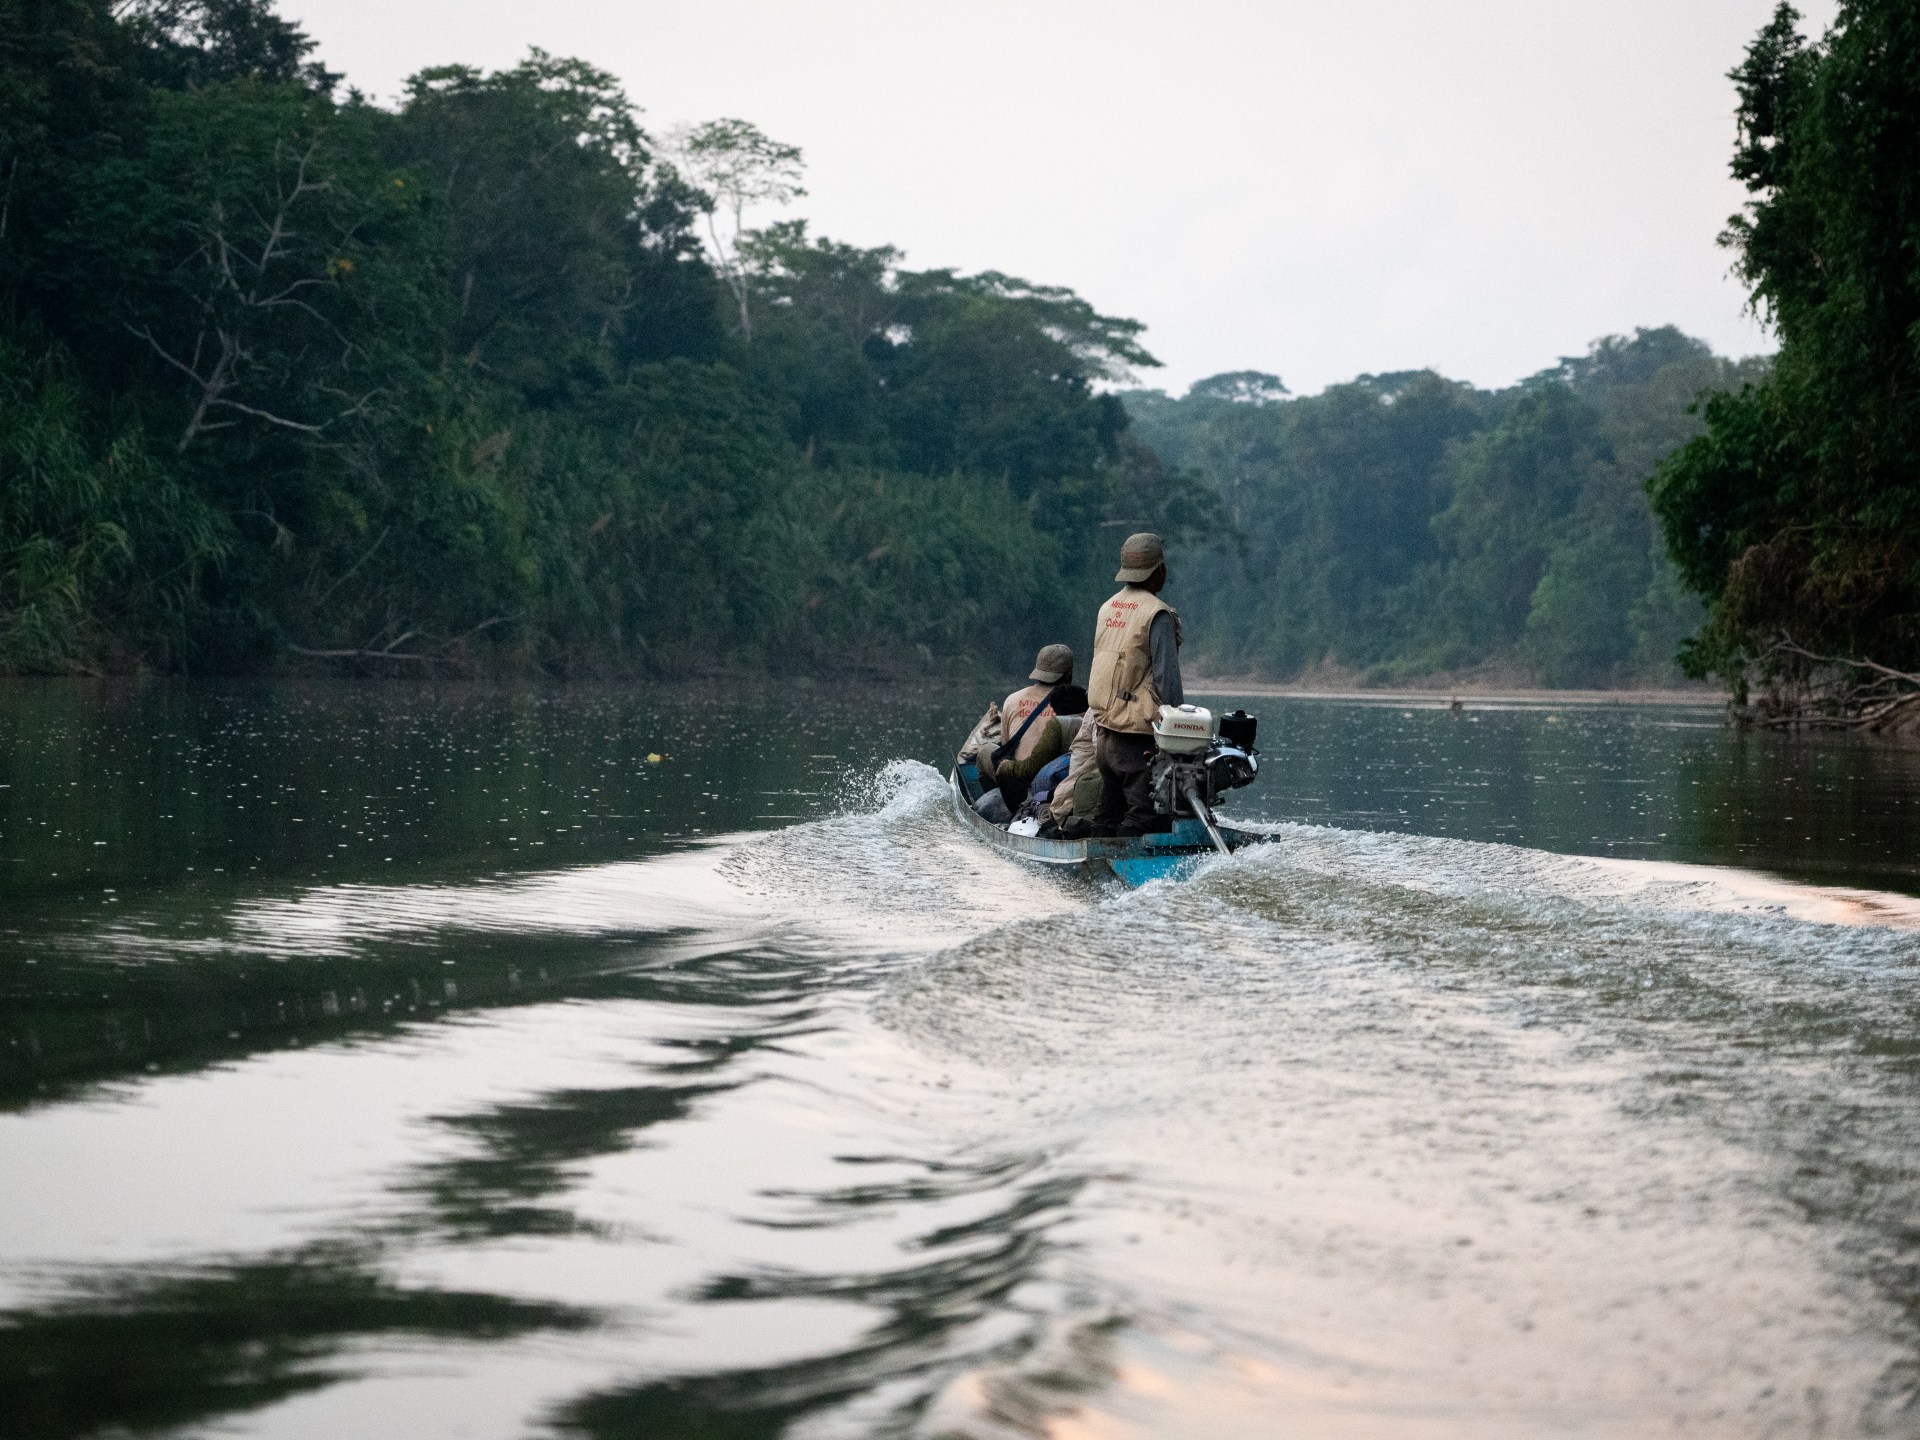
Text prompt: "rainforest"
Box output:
[[3, 0, 1916, 709]]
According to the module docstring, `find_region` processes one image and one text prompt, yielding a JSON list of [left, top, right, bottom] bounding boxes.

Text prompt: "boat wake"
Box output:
[[720, 759, 1088, 955], [859, 814, 1920, 1437], [12, 760, 1919, 1438]]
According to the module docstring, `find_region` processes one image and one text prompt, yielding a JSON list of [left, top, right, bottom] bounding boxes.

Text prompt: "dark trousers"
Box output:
[[995, 765, 1031, 814], [1094, 730, 1157, 833]]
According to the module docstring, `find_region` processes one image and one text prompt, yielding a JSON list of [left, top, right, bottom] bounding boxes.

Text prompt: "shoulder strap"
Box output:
[[990, 687, 1059, 767], [1008, 689, 1058, 748]]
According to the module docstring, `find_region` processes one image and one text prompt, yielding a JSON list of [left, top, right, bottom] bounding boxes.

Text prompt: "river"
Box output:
[[2, 680, 1917, 1438]]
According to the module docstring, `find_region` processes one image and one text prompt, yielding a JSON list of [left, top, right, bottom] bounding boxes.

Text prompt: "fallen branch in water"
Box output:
[[1742, 638, 1920, 733], [288, 616, 512, 664]]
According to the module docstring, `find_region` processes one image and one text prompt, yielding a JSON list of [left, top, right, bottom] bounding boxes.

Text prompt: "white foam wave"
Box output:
[[873, 822, 1920, 1437]]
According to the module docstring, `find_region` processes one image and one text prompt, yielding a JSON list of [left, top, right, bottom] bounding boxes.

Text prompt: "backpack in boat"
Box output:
[[1028, 752, 1072, 807], [957, 701, 1002, 762]]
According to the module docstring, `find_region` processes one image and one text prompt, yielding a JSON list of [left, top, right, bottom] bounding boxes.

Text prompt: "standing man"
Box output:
[[1086, 532, 1183, 837]]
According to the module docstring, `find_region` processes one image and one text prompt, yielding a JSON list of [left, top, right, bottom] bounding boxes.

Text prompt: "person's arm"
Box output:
[[1149, 611, 1183, 708], [1001, 717, 1064, 780]]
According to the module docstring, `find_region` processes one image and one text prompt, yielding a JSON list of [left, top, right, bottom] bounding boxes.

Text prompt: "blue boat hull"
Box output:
[[949, 763, 1262, 887]]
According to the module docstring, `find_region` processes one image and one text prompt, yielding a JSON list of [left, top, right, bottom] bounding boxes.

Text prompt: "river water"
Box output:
[[2, 681, 1917, 1438]]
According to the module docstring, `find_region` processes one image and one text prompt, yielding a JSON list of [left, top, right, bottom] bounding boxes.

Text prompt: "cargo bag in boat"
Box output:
[[1028, 752, 1072, 807]]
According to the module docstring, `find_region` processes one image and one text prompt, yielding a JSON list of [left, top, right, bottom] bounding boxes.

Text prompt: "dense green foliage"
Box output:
[[1650, 1, 1920, 692], [1129, 329, 1764, 686], [2, 0, 1801, 688], [0, 0, 1194, 675]]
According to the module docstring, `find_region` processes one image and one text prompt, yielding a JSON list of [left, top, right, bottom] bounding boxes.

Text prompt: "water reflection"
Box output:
[[0, 679, 954, 900], [4, 683, 1920, 1438], [1220, 695, 1920, 892], [2, 959, 1094, 1440], [0, 927, 706, 1109], [553, 1161, 1091, 1439], [404, 1081, 734, 1241], [0, 1244, 595, 1440]]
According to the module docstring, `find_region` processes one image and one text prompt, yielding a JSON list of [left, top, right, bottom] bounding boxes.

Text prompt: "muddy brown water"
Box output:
[[1, 681, 1917, 1438]]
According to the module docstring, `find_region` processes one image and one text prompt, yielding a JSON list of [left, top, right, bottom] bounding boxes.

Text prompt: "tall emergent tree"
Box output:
[[1650, 1, 1920, 722], [666, 118, 805, 342]]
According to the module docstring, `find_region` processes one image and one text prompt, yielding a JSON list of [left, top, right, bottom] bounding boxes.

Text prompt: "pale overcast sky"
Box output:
[[288, 0, 1839, 396]]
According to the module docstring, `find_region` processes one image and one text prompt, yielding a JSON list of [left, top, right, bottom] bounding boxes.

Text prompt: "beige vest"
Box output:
[[999, 683, 1054, 762], [1088, 587, 1176, 734]]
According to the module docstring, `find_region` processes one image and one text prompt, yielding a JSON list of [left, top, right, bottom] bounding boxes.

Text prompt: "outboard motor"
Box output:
[[1148, 704, 1260, 820]]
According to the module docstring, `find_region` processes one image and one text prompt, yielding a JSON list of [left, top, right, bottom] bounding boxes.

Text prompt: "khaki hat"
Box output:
[[1115, 531, 1166, 584], [1029, 643, 1074, 683]]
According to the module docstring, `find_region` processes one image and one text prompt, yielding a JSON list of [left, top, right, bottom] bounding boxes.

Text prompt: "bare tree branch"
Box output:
[[206, 396, 325, 433], [1770, 641, 1920, 687], [1743, 637, 1920, 732], [288, 616, 515, 664], [0, 155, 17, 242], [311, 526, 390, 609]]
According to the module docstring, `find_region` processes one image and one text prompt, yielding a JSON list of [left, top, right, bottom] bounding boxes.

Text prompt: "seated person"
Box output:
[[1039, 712, 1101, 839], [988, 644, 1084, 812]]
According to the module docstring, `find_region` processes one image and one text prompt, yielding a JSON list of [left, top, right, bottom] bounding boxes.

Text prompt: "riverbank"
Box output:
[[1187, 678, 1722, 708]]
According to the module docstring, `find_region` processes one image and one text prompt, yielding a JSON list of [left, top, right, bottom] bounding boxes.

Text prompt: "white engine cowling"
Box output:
[[1153, 703, 1218, 755]]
